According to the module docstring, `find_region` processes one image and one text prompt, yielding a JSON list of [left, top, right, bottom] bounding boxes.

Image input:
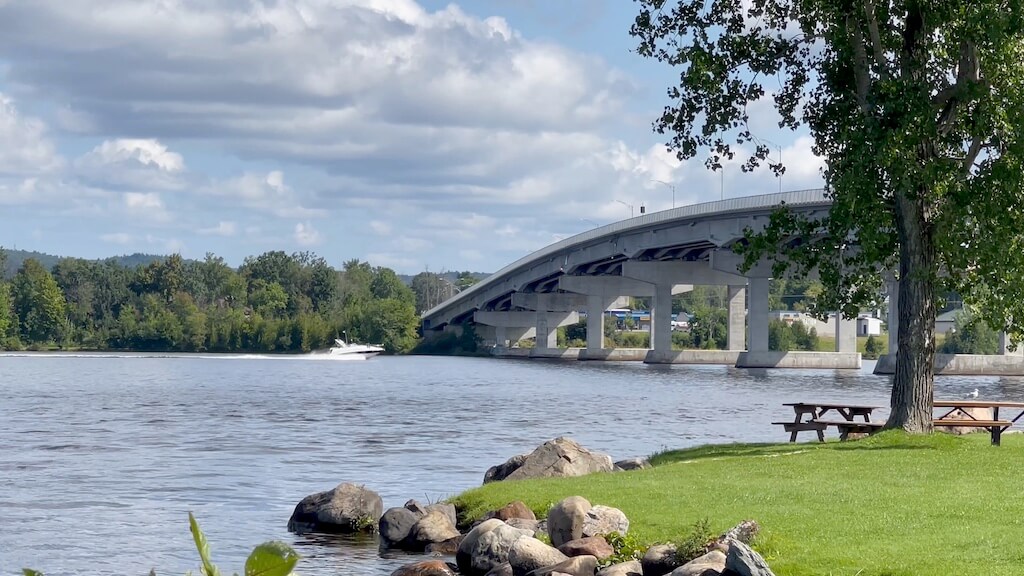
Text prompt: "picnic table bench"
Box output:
[[932, 400, 1024, 445], [773, 402, 883, 442], [775, 400, 1020, 444]]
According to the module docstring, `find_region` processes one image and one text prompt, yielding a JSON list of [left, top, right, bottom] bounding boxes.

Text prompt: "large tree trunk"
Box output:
[[886, 186, 936, 432]]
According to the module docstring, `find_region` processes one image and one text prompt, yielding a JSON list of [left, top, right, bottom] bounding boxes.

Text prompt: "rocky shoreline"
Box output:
[[286, 437, 777, 576]]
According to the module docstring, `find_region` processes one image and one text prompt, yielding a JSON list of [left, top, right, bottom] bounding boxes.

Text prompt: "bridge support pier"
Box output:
[[727, 285, 746, 351], [835, 314, 857, 352]]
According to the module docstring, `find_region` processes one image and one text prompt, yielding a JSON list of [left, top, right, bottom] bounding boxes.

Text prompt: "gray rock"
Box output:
[[390, 560, 459, 576], [406, 499, 430, 516], [458, 519, 506, 575], [670, 549, 726, 576], [411, 509, 461, 549], [547, 496, 592, 548], [428, 502, 459, 528], [485, 453, 530, 483], [596, 560, 643, 576], [642, 543, 681, 576], [724, 539, 775, 576], [506, 518, 542, 535], [526, 554, 598, 576], [464, 522, 535, 575], [712, 520, 759, 552], [557, 536, 614, 560], [485, 564, 514, 576], [506, 438, 613, 482], [508, 537, 570, 576], [286, 482, 382, 534], [581, 505, 629, 538], [426, 535, 463, 555], [487, 501, 537, 522], [380, 506, 423, 547], [613, 458, 651, 471]]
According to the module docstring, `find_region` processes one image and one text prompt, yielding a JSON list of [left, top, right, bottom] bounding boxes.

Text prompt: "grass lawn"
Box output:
[[450, 432, 1024, 576]]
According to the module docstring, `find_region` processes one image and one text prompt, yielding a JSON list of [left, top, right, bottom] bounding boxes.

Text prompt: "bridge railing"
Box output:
[[422, 189, 829, 321]]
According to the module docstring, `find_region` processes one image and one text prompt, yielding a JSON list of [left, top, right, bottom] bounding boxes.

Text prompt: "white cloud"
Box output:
[[75, 138, 186, 193], [293, 221, 322, 246], [198, 221, 237, 237], [0, 93, 62, 176], [208, 171, 324, 219], [369, 220, 392, 236], [100, 232, 133, 244]]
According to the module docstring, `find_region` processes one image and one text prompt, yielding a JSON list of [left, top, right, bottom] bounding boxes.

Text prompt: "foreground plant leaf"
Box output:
[[244, 541, 300, 576], [189, 512, 221, 576]]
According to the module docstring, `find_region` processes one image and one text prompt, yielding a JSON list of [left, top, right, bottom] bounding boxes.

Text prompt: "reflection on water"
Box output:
[[1, 354, 1021, 575]]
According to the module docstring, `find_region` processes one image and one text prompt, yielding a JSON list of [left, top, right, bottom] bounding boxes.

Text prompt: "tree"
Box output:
[[939, 309, 999, 354], [0, 281, 12, 344], [632, 1, 1024, 432], [11, 259, 68, 344]]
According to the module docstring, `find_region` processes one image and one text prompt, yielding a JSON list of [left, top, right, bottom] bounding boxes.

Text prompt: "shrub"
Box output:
[[673, 518, 714, 564]]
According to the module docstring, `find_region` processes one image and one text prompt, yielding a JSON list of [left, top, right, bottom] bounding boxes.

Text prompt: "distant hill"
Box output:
[[1, 248, 168, 279]]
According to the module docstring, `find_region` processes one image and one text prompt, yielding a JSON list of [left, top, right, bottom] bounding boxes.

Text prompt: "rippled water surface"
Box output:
[[3, 353, 1023, 575]]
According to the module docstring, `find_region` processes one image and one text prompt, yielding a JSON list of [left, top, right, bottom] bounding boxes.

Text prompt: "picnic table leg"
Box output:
[[790, 429, 798, 443], [992, 426, 1002, 446], [816, 428, 825, 442]]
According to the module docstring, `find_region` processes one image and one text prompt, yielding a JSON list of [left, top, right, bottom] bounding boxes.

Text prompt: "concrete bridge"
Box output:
[[421, 189, 1024, 373]]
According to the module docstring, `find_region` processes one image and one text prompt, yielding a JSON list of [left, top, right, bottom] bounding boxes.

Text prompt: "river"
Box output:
[[1, 353, 1019, 575]]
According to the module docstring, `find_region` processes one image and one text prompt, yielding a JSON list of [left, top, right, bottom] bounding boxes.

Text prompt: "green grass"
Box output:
[[449, 432, 1024, 576]]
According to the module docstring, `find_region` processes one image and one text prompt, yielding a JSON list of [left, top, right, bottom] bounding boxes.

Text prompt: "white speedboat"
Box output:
[[328, 339, 384, 359]]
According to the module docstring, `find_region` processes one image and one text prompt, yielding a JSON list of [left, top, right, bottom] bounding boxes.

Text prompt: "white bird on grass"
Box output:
[[965, 388, 979, 399]]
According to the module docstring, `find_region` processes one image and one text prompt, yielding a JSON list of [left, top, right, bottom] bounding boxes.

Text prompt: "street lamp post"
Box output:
[[651, 179, 676, 208], [615, 200, 634, 218]]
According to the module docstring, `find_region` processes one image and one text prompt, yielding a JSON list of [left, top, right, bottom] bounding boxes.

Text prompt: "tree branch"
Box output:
[[962, 133, 985, 174], [847, 14, 873, 115], [863, 0, 889, 79]]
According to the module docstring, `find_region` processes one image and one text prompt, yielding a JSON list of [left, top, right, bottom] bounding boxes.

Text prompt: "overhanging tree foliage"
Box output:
[[632, 0, 1024, 432]]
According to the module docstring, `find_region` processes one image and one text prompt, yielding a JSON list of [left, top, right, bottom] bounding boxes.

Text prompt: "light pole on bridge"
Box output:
[[651, 179, 676, 208], [615, 200, 634, 218]]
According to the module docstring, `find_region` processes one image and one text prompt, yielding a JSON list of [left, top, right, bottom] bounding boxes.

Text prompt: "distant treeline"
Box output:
[[0, 249, 423, 354]]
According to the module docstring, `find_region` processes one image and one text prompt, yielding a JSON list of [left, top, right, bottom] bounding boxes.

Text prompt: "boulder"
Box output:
[[426, 536, 464, 555], [406, 499, 430, 516], [724, 539, 775, 576], [508, 537, 570, 576], [558, 536, 614, 559], [711, 520, 759, 552], [460, 521, 534, 576], [380, 506, 422, 547], [938, 407, 995, 435], [286, 482, 382, 534], [596, 560, 643, 576], [410, 509, 462, 550], [525, 555, 598, 576], [582, 505, 629, 538], [486, 564, 514, 576], [488, 501, 537, 522], [506, 518, 543, 535], [613, 458, 651, 471], [390, 560, 459, 576], [547, 496, 592, 548], [458, 519, 506, 575], [485, 453, 530, 483], [642, 543, 682, 576], [670, 549, 726, 576], [506, 438, 613, 482], [428, 503, 459, 528]]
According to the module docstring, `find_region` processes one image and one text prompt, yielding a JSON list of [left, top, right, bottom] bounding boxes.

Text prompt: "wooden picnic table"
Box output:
[[932, 400, 1024, 445], [775, 402, 884, 442]]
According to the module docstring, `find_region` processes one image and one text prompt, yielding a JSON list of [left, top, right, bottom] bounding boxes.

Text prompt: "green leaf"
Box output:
[[23, 570, 44, 576], [244, 541, 300, 576], [189, 512, 221, 576]]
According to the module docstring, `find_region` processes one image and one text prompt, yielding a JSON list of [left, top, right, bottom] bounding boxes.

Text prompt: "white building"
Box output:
[[857, 316, 883, 336]]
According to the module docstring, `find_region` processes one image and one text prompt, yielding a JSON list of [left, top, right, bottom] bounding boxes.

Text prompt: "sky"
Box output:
[[0, 0, 824, 274]]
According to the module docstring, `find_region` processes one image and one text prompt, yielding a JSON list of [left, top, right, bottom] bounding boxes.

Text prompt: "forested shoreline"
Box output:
[[0, 249, 424, 354]]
